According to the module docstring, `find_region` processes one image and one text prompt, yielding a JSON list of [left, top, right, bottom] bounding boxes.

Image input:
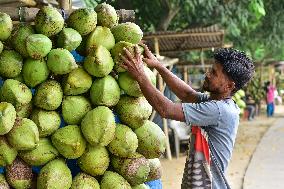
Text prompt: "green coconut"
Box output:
[[6, 158, 33, 189], [115, 95, 152, 129], [67, 8, 97, 36], [237, 89, 245, 97], [34, 80, 63, 110], [19, 138, 59, 166], [0, 174, 9, 189], [78, 145, 109, 177], [118, 66, 156, 97], [0, 41, 3, 54], [15, 101, 33, 118], [11, 24, 35, 58], [107, 124, 138, 157], [22, 58, 49, 87], [0, 102, 16, 135], [0, 50, 23, 78], [51, 125, 87, 159], [86, 26, 115, 52], [132, 184, 150, 189], [236, 99, 246, 109], [37, 159, 72, 189], [100, 171, 131, 189], [234, 93, 241, 100], [71, 173, 100, 189], [81, 106, 116, 146], [35, 6, 64, 37], [57, 28, 82, 51], [0, 12, 13, 41], [84, 45, 114, 77], [26, 34, 52, 59], [95, 3, 119, 28], [62, 67, 93, 95], [111, 155, 124, 172], [238, 90, 245, 98], [135, 120, 166, 159], [146, 158, 162, 182], [111, 153, 143, 173], [7, 118, 39, 150], [62, 96, 92, 125], [0, 79, 32, 106], [47, 48, 78, 75], [0, 136, 17, 166], [30, 109, 61, 137], [111, 41, 144, 72], [90, 75, 120, 107], [111, 22, 143, 44], [114, 155, 150, 186]]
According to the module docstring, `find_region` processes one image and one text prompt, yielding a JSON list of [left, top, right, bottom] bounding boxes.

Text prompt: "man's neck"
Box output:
[[209, 93, 231, 101]]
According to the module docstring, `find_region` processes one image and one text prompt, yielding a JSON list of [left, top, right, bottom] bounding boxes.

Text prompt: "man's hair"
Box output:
[[214, 48, 255, 93]]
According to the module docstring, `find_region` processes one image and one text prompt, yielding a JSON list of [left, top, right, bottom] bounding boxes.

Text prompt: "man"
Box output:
[[121, 45, 255, 189]]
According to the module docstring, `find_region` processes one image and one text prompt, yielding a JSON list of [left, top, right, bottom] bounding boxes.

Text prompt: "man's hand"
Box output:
[[120, 44, 186, 122], [120, 45, 146, 82], [139, 43, 161, 69]]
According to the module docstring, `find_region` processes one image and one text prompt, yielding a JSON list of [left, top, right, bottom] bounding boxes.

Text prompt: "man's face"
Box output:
[[203, 62, 233, 94]]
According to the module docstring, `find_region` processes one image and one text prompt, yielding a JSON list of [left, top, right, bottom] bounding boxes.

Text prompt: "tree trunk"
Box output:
[[157, 7, 180, 31]]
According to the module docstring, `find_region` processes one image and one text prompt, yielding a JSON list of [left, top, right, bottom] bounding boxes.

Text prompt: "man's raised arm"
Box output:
[[140, 43, 198, 103]]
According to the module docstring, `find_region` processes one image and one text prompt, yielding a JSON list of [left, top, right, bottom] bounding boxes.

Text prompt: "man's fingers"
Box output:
[[134, 45, 141, 59], [120, 63, 128, 70], [123, 48, 133, 60], [139, 43, 152, 57], [142, 57, 151, 64], [120, 55, 131, 66]]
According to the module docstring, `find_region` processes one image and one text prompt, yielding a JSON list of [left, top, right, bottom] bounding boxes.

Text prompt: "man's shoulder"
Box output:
[[215, 99, 240, 118]]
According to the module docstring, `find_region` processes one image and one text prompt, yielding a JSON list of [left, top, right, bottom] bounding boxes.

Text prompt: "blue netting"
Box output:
[[71, 50, 85, 63], [145, 179, 163, 189]]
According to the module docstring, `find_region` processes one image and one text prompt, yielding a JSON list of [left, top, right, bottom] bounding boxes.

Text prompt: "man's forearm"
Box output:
[[137, 74, 185, 122], [155, 64, 197, 102]]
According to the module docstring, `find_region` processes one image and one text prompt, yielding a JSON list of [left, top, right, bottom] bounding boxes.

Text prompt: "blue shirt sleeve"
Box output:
[[182, 100, 220, 127]]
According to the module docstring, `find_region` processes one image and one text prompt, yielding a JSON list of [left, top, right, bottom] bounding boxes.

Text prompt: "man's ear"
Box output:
[[227, 80, 235, 92]]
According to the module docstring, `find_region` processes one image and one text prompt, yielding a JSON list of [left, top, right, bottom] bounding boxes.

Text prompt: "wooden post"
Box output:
[[200, 48, 205, 71], [183, 67, 188, 84], [154, 37, 160, 56], [158, 74, 172, 160], [59, 0, 71, 11], [152, 37, 172, 160]]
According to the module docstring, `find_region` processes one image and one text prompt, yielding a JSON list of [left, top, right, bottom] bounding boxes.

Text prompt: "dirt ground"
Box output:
[[160, 105, 283, 189]]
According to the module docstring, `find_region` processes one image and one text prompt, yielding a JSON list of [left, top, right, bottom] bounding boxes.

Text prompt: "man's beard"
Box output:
[[202, 79, 219, 93], [202, 78, 211, 92]]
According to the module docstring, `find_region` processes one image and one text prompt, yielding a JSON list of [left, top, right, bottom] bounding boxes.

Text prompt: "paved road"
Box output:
[[244, 116, 284, 189]]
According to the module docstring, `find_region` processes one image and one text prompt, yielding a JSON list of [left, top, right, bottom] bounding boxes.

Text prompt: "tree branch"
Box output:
[[156, 6, 181, 31]]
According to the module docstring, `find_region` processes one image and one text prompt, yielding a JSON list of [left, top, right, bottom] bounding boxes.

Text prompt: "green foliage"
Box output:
[[249, 0, 266, 20]]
